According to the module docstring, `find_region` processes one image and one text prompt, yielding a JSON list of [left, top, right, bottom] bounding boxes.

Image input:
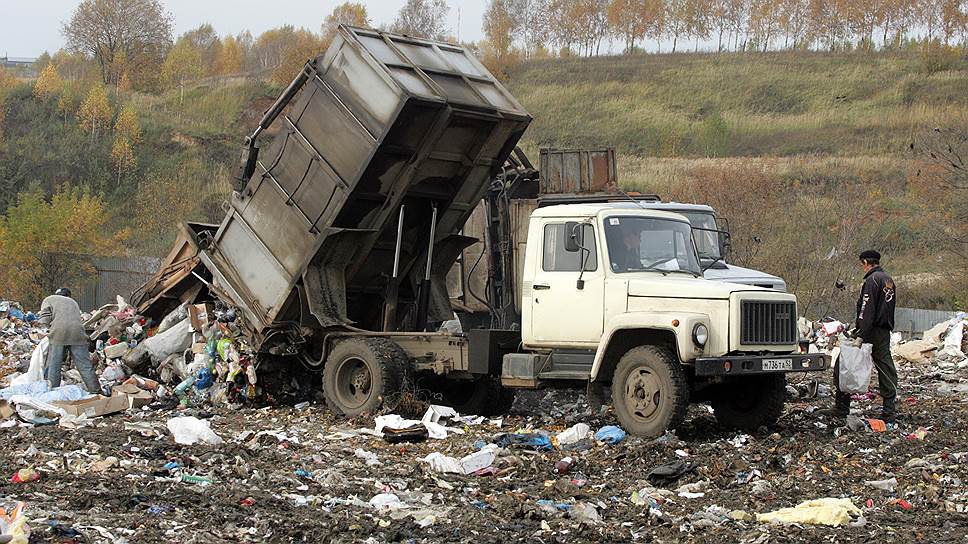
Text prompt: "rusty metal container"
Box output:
[[199, 26, 530, 337], [539, 148, 617, 194]]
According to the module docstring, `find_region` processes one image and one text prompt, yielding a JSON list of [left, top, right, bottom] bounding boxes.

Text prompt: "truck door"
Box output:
[[529, 221, 605, 345]]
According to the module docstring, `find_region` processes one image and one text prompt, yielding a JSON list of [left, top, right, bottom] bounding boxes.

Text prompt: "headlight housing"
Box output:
[[692, 323, 708, 347]]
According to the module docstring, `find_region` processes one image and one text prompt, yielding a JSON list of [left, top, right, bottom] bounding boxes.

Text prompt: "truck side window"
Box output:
[[542, 223, 598, 272]]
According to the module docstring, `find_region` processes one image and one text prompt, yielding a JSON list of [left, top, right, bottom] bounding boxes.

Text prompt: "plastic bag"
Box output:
[[157, 303, 188, 334], [143, 319, 192, 364], [594, 425, 627, 444], [167, 416, 223, 445], [838, 341, 873, 394], [11, 338, 49, 386]]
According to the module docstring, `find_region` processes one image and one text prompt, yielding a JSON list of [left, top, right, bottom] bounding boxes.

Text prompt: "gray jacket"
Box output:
[[38, 295, 88, 345]]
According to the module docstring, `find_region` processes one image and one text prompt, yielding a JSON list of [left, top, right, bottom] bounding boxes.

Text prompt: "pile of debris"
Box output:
[[0, 301, 41, 382], [0, 296, 262, 429], [893, 313, 968, 369]]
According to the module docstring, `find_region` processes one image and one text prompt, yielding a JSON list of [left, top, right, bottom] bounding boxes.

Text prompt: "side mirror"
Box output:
[[564, 221, 581, 253], [720, 231, 732, 260]]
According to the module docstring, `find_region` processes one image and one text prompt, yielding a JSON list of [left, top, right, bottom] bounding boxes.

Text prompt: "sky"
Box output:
[[0, 0, 489, 58]]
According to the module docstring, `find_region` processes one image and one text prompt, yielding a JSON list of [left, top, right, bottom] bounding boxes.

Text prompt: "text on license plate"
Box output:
[[762, 358, 793, 371]]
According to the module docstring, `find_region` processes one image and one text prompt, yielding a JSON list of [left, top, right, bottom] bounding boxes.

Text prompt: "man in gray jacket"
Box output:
[[37, 288, 100, 393]]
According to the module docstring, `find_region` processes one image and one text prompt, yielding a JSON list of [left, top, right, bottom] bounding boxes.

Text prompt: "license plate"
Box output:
[[762, 358, 793, 371]]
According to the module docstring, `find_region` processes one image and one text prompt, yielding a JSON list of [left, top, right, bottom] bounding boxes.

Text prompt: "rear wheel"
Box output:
[[711, 373, 786, 430], [322, 338, 407, 417], [611, 346, 688, 437]]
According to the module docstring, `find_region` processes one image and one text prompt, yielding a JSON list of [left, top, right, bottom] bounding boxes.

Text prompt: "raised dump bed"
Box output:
[[140, 26, 530, 348]]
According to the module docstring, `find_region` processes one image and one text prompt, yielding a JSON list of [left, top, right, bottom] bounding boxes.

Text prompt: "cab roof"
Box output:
[[532, 203, 691, 223]]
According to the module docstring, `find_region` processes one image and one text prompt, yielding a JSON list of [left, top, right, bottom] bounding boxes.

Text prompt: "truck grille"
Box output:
[[741, 301, 797, 345]]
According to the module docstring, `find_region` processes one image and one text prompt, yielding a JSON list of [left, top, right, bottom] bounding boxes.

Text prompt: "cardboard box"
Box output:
[[103, 342, 130, 359], [188, 303, 216, 332], [191, 342, 208, 354], [0, 400, 14, 419], [54, 392, 129, 418], [112, 383, 154, 409]]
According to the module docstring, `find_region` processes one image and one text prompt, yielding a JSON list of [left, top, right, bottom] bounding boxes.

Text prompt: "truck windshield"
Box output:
[[678, 211, 722, 261], [604, 216, 702, 275]]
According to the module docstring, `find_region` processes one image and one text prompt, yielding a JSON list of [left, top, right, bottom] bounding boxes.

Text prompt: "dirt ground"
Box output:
[[3, 360, 968, 544]]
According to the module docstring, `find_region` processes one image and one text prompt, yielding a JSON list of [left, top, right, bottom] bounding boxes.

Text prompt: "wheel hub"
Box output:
[[335, 357, 372, 409], [626, 368, 662, 421]]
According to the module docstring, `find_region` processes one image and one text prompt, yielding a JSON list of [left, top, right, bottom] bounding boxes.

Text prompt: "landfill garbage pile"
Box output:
[[892, 313, 968, 371], [0, 301, 41, 382], [3, 346, 968, 544]]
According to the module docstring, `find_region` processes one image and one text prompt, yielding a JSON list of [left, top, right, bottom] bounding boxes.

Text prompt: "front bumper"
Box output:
[[694, 352, 829, 377]]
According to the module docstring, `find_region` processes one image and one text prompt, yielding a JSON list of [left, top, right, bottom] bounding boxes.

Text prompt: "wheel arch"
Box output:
[[591, 327, 679, 383]]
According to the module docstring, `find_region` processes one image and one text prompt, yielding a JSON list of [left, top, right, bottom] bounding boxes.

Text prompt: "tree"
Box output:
[[111, 137, 137, 185], [271, 29, 326, 87], [748, 0, 782, 50], [779, 0, 810, 48], [56, 83, 79, 123], [161, 38, 204, 103], [547, 0, 584, 53], [33, 63, 63, 100], [181, 23, 222, 74], [484, 0, 522, 56], [77, 82, 113, 140], [665, 0, 690, 51], [608, 0, 649, 53], [0, 187, 129, 306], [252, 26, 299, 71], [323, 2, 370, 41], [115, 104, 141, 144], [216, 35, 245, 75], [391, 0, 450, 40], [62, 0, 173, 86]]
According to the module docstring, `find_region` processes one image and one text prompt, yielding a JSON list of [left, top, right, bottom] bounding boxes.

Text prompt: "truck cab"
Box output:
[[503, 204, 827, 436], [633, 202, 787, 291]]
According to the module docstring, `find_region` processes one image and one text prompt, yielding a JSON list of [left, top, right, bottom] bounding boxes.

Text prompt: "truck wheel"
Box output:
[[437, 377, 515, 416], [611, 346, 688, 438], [711, 374, 786, 430], [323, 338, 406, 417]]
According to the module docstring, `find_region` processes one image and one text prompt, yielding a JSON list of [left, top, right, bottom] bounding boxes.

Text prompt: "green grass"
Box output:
[[507, 51, 968, 158]]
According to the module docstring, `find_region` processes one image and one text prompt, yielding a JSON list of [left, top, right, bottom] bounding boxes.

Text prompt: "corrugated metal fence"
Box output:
[[75, 256, 161, 311], [895, 307, 961, 336]]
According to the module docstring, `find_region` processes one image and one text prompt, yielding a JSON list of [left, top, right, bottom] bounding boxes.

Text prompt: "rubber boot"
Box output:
[[818, 392, 851, 419], [880, 396, 896, 424]]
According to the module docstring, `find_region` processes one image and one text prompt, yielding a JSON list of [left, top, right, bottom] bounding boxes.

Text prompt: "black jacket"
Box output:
[[855, 266, 896, 339]]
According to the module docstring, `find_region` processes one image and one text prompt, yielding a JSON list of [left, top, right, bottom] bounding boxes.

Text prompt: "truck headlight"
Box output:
[[692, 324, 708, 347]]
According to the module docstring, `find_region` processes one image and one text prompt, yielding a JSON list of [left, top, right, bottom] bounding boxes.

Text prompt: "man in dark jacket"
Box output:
[[37, 288, 101, 393], [822, 250, 898, 422]]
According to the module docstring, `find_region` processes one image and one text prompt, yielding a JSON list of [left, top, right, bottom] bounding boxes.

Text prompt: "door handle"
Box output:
[[533, 284, 550, 290]]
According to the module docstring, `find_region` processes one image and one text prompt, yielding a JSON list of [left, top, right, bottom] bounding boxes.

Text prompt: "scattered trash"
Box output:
[[556, 423, 590, 445], [647, 460, 696, 486], [10, 469, 40, 484], [756, 498, 862, 526], [594, 425, 627, 444], [553, 456, 574, 474], [166, 417, 223, 445], [865, 477, 898, 493]]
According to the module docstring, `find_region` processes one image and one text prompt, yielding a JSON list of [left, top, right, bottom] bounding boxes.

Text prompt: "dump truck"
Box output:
[[134, 26, 828, 436]]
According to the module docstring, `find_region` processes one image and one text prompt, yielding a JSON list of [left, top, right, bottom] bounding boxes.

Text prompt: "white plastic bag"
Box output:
[[167, 416, 223, 445], [838, 342, 873, 394], [11, 338, 49, 386]]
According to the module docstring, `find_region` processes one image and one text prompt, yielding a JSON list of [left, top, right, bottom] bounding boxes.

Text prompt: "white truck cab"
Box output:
[[609, 201, 787, 291], [504, 204, 827, 436]]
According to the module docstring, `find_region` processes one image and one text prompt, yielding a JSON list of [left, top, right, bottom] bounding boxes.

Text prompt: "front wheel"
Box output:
[[322, 338, 407, 417], [611, 346, 688, 437], [710, 373, 786, 430]]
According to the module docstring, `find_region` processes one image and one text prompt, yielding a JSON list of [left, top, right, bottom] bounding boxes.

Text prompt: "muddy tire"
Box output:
[[436, 377, 515, 417], [611, 346, 688, 438], [711, 374, 786, 430], [322, 338, 406, 417]]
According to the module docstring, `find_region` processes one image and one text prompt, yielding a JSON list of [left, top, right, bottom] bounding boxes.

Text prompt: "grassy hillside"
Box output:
[[509, 50, 968, 158], [506, 51, 966, 312]]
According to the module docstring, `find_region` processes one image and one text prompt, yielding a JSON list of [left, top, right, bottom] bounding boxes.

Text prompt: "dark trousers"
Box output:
[[47, 343, 101, 394], [834, 327, 898, 411]]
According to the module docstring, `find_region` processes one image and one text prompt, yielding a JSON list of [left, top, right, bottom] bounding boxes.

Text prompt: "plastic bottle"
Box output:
[[181, 474, 213, 485], [174, 375, 197, 397], [553, 456, 574, 474]]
